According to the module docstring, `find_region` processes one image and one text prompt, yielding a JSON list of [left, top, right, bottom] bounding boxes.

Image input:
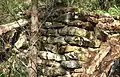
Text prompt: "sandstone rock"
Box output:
[[64, 52, 78, 60], [82, 37, 93, 47], [88, 48, 99, 52], [77, 53, 89, 62], [68, 20, 93, 30], [38, 51, 66, 61], [65, 36, 82, 45], [47, 36, 67, 44], [60, 45, 80, 53], [47, 29, 58, 36], [38, 51, 55, 60], [59, 26, 87, 37], [55, 54, 66, 61], [38, 66, 66, 76], [44, 44, 58, 53], [86, 31, 95, 40], [59, 26, 68, 35], [47, 37, 55, 44], [41, 36, 67, 45], [61, 60, 81, 69], [40, 28, 47, 35], [71, 73, 82, 77], [64, 36, 99, 47], [40, 36, 47, 43], [37, 60, 61, 67], [92, 39, 101, 48], [42, 22, 65, 28], [67, 27, 76, 36], [73, 27, 87, 37], [73, 68, 84, 73], [54, 36, 66, 44]]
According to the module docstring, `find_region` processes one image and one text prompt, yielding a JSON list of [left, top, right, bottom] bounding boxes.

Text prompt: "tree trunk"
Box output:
[[28, 0, 38, 77]]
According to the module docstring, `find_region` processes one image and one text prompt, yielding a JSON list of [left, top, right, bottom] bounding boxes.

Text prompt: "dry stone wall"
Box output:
[[37, 7, 120, 77]]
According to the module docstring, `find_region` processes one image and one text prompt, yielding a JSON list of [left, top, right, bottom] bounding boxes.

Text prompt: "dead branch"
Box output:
[[0, 19, 29, 35], [87, 43, 111, 74]]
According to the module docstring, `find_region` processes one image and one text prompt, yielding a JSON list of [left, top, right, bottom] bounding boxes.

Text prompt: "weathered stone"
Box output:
[[92, 39, 101, 48], [61, 60, 81, 69], [38, 75, 47, 77], [80, 47, 89, 53], [88, 47, 99, 52], [71, 27, 87, 37], [40, 36, 47, 43], [60, 45, 80, 53], [41, 36, 101, 48], [41, 36, 67, 45], [46, 36, 67, 44], [54, 36, 66, 44], [77, 53, 89, 62], [56, 54, 66, 61], [86, 31, 95, 40], [59, 26, 87, 37], [57, 75, 69, 77], [37, 59, 61, 67], [47, 29, 58, 36], [42, 22, 65, 28], [64, 36, 99, 47], [59, 26, 68, 35], [38, 51, 55, 59], [71, 73, 82, 77], [38, 66, 66, 76], [63, 49, 89, 61], [82, 37, 93, 47], [47, 37, 55, 44], [38, 51, 66, 61], [67, 27, 76, 36], [64, 52, 78, 60], [68, 20, 93, 30], [65, 36, 83, 45], [44, 44, 58, 53], [68, 20, 84, 26], [40, 28, 47, 35], [74, 68, 84, 73]]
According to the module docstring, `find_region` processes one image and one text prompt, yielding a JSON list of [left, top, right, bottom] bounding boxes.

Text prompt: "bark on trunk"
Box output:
[[28, 0, 39, 77]]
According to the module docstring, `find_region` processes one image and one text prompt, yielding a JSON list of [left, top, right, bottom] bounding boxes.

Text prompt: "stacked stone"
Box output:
[[37, 7, 119, 77]]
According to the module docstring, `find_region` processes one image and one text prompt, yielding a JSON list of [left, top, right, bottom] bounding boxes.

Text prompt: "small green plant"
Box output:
[[0, 72, 5, 77], [108, 5, 120, 16]]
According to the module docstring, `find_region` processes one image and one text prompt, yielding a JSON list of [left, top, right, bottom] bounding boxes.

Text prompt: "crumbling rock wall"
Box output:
[[37, 7, 120, 77]]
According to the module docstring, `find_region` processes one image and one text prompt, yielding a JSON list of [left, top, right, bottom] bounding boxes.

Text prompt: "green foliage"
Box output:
[[0, 0, 30, 25], [64, 0, 99, 11], [93, 5, 120, 16], [1, 55, 28, 77], [0, 72, 5, 77], [108, 6, 120, 15]]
